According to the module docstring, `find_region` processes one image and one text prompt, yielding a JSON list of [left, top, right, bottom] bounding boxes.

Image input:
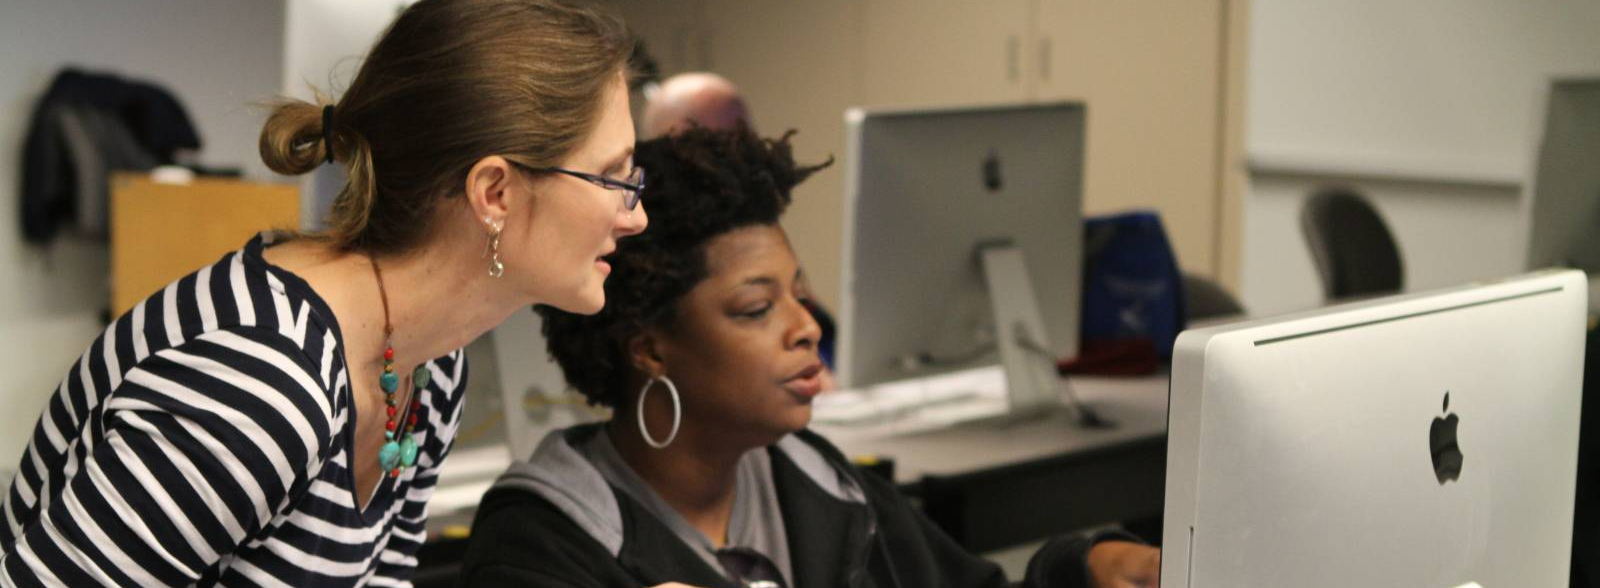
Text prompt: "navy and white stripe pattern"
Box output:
[[0, 234, 468, 587]]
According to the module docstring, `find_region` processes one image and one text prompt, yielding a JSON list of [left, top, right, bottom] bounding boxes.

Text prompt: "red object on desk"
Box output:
[[1057, 339, 1160, 376]]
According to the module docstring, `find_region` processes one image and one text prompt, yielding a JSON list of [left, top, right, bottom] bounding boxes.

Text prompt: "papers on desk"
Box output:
[[811, 365, 1012, 434], [430, 445, 513, 521]]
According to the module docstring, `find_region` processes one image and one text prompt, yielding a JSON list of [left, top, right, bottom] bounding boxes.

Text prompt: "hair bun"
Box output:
[[259, 99, 332, 176]]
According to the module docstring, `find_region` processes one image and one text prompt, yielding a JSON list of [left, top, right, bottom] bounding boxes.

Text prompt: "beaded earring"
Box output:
[[483, 217, 505, 278]]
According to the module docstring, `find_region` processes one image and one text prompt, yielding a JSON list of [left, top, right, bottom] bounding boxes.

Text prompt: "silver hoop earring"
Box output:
[[482, 219, 504, 278], [636, 375, 681, 449]]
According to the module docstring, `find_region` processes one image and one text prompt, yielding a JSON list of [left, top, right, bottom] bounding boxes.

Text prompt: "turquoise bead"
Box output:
[[399, 436, 418, 468], [412, 365, 431, 390], [380, 372, 399, 393], [379, 441, 401, 470], [385, 431, 395, 440]]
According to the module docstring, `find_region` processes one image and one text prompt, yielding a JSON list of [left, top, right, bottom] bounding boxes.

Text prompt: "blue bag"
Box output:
[[1078, 210, 1186, 360]]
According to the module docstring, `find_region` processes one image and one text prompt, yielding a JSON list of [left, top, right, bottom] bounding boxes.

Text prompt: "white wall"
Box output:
[[0, 0, 284, 473], [281, 0, 409, 227], [1241, 0, 1600, 315]]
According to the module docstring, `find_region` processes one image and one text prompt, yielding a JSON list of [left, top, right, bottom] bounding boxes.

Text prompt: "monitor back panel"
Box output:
[[839, 103, 1086, 387], [1163, 271, 1587, 588]]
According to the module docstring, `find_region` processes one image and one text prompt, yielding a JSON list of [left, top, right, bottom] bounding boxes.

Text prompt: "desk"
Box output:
[[425, 370, 1170, 552], [813, 372, 1170, 552]]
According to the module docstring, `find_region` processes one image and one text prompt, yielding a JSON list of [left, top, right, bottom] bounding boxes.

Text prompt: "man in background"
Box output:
[[639, 72, 752, 139]]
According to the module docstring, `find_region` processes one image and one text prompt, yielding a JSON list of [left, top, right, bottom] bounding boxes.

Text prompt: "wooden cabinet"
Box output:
[[602, 0, 1247, 305], [608, 0, 709, 74], [110, 174, 299, 316], [857, 0, 1034, 108]]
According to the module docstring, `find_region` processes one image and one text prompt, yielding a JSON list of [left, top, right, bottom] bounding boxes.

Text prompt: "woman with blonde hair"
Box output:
[[0, 0, 649, 585]]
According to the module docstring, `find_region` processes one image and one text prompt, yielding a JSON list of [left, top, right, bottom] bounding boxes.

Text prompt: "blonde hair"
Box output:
[[259, 0, 632, 254]]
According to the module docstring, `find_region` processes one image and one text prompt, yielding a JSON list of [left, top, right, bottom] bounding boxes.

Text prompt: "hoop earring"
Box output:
[[482, 218, 504, 278], [636, 375, 681, 449]]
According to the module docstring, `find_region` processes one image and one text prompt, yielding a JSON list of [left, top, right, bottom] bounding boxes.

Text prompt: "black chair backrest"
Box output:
[[1183, 273, 1243, 321], [1300, 187, 1403, 300]]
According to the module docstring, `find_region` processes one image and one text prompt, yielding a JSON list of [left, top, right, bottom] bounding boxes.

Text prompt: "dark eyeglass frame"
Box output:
[[510, 161, 645, 211]]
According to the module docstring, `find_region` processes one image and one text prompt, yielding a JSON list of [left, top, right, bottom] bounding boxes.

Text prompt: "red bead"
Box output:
[[384, 348, 394, 361], [411, 399, 421, 409], [390, 467, 401, 478], [386, 406, 397, 418], [408, 414, 418, 426], [385, 420, 397, 431]]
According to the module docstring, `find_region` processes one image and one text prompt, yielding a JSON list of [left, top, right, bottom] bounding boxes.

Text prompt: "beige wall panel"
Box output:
[[858, 0, 1033, 109], [595, 0, 706, 74], [696, 0, 863, 310], [1034, 0, 1224, 277], [1216, 0, 1251, 290]]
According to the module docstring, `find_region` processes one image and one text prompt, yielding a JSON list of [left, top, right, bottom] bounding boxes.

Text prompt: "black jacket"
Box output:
[[19, 68, 199, 243], [457, 428, 1115, 588]]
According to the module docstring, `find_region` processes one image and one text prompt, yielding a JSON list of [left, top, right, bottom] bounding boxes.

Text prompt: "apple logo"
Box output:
[[1430, 391, 1464, 484], [982, 149, 1003, 192]]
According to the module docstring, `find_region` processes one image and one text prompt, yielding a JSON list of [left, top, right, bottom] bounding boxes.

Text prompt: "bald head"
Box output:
[[640, 72, 751, 139]]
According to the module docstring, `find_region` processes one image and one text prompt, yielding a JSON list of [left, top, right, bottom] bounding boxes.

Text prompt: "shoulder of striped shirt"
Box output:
[[425, 348, 470, 425], [129, 323, 345, 462]]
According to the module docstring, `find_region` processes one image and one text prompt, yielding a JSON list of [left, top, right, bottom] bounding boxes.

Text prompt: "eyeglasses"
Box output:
[[512, 161, 645, 211]]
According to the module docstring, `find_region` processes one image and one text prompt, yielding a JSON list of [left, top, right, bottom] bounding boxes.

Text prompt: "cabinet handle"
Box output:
[[1039, 36, 1052, 81], [1007, 35, 1020, 82]]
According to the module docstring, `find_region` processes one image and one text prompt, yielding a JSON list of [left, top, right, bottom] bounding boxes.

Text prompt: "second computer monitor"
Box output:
[[838, 103, 1086, 389]]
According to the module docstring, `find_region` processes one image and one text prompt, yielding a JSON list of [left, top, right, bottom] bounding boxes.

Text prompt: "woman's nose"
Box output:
[[617, 200, 648, 237]]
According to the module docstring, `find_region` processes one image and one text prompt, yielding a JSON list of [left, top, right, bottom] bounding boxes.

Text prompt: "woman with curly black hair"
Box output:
[[457, 126, 1159, 588]]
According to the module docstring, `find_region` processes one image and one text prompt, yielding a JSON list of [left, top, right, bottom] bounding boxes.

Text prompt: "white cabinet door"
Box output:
[[1034, 0, 1226, 276], [858, 0, 1034, 109]]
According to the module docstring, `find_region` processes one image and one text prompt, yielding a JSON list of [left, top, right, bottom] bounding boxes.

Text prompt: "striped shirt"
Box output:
[[0, 234, 468, 587]]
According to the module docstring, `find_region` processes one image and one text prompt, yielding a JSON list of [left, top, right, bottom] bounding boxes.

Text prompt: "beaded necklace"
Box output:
[[371, 257, 425, 478]]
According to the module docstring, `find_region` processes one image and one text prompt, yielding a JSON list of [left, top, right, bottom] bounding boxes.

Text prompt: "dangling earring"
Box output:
[[636, 375, 681, 449], [482, 217, 504, 278]]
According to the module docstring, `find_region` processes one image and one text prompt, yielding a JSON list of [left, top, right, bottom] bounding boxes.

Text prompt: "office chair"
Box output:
[[1182, 273, 1243, 321], [1300, 187, 1403, 300]]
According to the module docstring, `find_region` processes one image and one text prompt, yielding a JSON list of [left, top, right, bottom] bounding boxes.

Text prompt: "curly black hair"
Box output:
[[536, 126, 831, 407]]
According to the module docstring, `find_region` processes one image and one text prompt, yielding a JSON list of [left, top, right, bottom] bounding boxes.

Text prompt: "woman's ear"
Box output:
[[626, 330, 668, 378], [465, 155, 517, 227]]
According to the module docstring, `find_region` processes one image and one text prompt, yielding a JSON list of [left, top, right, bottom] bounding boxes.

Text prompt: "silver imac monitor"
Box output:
[[1523, 77, 1600, 273], [836, 103, 1086, 415], [1162, 270, 1588, 588]]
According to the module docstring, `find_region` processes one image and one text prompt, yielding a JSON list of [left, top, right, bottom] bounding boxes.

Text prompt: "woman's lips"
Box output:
[[784, 364, 824, 399]]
